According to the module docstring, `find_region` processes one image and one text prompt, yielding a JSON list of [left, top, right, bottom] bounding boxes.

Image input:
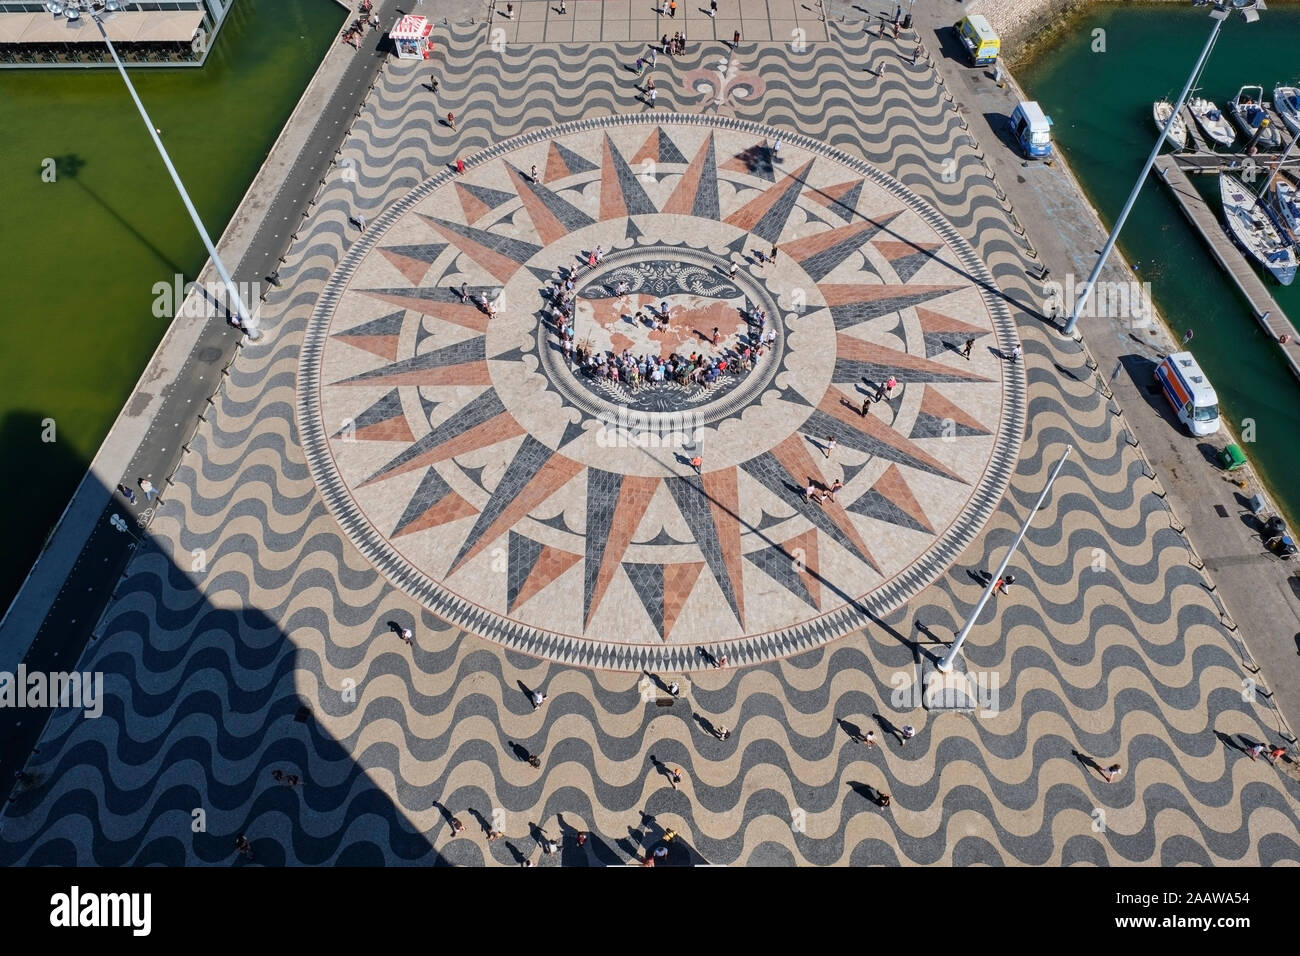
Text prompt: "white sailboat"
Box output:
[[1220, 173, 1296, 286], [1187, 96, 1237, 149], [1272, 171, 1300, 243], [1273, 84, 1300, 137], [1153, 99, 1187, 150]]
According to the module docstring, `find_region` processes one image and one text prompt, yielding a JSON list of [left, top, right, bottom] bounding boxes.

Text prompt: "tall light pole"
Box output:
[[1063, 0, 1263, 336], [90, 6, 259, 340], [936, 446, 1072, 673]]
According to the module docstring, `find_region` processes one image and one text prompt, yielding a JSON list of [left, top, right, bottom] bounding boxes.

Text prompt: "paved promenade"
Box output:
[[1, 6, 1297, 865]]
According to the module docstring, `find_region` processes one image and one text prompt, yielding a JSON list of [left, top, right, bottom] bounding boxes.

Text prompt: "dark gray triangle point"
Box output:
[[507, 531, 547, 612], [622, 561, 666, 638], [744, 544, 816, 609], [664, 477, 741, 625]]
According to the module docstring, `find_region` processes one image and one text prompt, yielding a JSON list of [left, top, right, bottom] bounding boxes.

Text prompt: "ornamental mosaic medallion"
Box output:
[[298, 116, 1025, 670]]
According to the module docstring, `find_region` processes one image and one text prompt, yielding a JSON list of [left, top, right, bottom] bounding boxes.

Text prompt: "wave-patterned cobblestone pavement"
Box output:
[[2, 21, 1298, 866]]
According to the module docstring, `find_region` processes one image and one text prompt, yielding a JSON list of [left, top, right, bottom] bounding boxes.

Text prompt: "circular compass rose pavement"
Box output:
[[298, 116, 1024, 670]]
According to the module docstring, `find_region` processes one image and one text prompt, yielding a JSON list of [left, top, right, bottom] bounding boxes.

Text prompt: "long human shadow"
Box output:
[[0, 461, 445, 866]]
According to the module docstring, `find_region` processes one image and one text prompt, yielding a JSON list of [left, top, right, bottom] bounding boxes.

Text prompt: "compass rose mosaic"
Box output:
[[298, 116, 1025, 670]]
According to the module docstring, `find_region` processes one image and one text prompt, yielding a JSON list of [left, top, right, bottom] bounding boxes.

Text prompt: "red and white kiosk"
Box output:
[[390, 15, 433, 60]]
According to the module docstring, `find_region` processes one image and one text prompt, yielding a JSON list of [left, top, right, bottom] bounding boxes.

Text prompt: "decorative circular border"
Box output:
[[297, 114, 1027, 672]]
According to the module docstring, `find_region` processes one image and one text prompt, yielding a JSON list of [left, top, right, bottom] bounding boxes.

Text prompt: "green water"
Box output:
[[0, 0, 343, 614], [1020, 4, 1300, 521]]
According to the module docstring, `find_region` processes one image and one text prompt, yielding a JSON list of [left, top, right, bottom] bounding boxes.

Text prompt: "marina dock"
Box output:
[[1153, 153, 1300, 383]]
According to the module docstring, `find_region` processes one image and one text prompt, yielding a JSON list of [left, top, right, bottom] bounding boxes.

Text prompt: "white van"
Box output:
[[1154, 351, 1220, 436]]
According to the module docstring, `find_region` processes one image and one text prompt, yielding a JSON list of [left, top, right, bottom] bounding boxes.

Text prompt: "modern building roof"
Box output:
[[0, 9, 204, 44]]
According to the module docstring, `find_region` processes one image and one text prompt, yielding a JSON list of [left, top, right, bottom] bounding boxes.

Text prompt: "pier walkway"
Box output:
[[1153, 154, 1300, 382]]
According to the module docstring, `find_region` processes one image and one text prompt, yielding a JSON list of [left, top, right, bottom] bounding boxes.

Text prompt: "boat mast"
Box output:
[[1258, 130, 1299, 196]]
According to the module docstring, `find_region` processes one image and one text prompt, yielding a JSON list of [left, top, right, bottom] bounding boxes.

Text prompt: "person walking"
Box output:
[[399, 626, 414, 645], [875, 792, 891, 808], [531, 689, 548, 710], [669, 0, 676, 17], [354, 213, 367, 232], [769, 244, 778, 264], [460, 281, 469, 303], [446, 110, 456, 130], [733, 29, 741, 46], [635, 55, 646, 76], [860, 729, 876, 748], [670, 767, 683, 789], [530, 163, 539, 183], [659, 0, 667, 14], [430, 74, 440, 95], [824, 436, 836, 459], [119, 483, 137, 505], [690, 455, 703, 475], [729, 261, 738, 280], [900, 724, 916, 745], [709, 0, 717, 16], [861, 395, 871, 418], [559, 0, 566, 11], [668, 681, 680, 698], [805, 482, 820, 503], [1010, 343, 1022, 363], [649, 47, 657, 68], [450, 817, 466, 836], [993, 573, 1015, 595], [1246, 743, 1267, 761], [962, 337, 975, 360], [715, 725, 731, 740], [715, 655, 727, 669], [1102, 763, 1122, 782], [235, 835, 253, 859], [647, 86, 657, 107], [823, 478, 843, 504]]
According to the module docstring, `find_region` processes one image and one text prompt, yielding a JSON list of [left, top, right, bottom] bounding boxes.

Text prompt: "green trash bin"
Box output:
[[1219, 444, 1247, 471]]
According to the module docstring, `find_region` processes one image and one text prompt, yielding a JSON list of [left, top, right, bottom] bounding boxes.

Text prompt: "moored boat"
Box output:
[[1220, 172, 1296, 285], [1188, 96, 1237, 149], [1153, 99, 1187, 150], [1273, 84, 1300, 137], [1228, 85, 1284, 150]]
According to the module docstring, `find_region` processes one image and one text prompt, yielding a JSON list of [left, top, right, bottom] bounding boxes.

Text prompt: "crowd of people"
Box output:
[[341, 1, 379, 49], [536, 250, 776, 394]]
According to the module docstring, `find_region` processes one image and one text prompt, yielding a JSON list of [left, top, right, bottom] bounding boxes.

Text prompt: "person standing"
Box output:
[[690, 455, 703, 475], [399, 626, 414, 645], [532, 689, 548, 710], [769, 244, 778, 264], [861, 395, 871, 418], [1010, 343, 1022, 363], [729, 261, 738, 280], [860, 729, 876, 748], [530, 163, 539, 183], [733, 29, 741, 46], [962, 337, 974, 360], [460, 281, 469, 303], [649, 47, 657, 69], [668, 681, 680, 698], [1102, 763, 1122, 782], [993, 573, 1015, 595], [900, 724, 915, 745]]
